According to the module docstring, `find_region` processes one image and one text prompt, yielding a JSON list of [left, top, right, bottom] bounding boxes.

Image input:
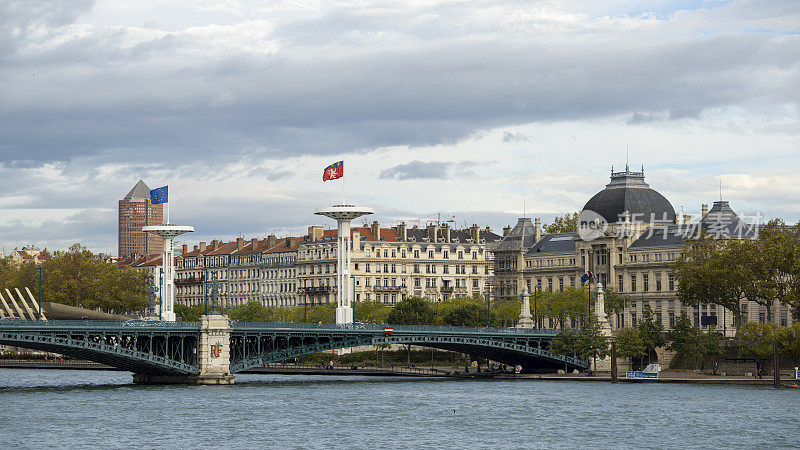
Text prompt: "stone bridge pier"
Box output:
[[133, 314, 234, 385]]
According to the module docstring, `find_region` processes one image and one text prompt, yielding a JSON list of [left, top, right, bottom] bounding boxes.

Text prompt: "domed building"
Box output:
[[582, 166, 676, 224], [492, 163, 794, 335]]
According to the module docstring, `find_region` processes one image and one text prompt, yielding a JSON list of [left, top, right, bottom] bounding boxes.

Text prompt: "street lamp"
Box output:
[[36, 266, 42, 321], [485, 281, 491, 328], [534, 285, 540, 329]]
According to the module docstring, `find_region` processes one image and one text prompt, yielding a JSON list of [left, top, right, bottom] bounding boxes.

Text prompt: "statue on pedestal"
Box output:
[[516, 285, 534, 328]]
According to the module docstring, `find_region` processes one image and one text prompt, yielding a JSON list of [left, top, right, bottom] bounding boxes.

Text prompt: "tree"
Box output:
[[603, 287, 631, 315], [777, 323, 800, 365], [672, 235, 746, 327], [227, 301, 271, 322], [615, 327, 647, 368], [737, 322, 780, 361], [354, 300, 389, 324], [578, 314, 608, 361], [550, 329, 580, 356], [544, 212, 579, 234], [667, 312, 701, 369], [539, 287, 588, 329], [386, 296, 435, 325], [175, 303, 205, 321], [638, 306, 665, 363]]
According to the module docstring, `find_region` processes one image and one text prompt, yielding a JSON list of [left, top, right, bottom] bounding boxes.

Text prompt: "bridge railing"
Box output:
[[0, 319, 201, 330], [230, 321, 560, 336]]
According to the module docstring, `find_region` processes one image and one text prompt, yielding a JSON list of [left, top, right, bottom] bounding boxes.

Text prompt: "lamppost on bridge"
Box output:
[[36, 266, 42, 321], [534, 284, 541, 329], [485, 280, 492, 328], [145, 277, 158, 318]]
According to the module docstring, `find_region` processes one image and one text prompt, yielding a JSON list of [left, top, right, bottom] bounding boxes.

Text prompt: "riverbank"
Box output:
[[2, 359, 797, 386]]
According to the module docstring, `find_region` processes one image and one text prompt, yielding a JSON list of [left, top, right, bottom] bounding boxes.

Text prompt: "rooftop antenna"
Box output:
[[626, 145, 629, 172], [523, 198, 526, 218], [719, 179, 723, 201]]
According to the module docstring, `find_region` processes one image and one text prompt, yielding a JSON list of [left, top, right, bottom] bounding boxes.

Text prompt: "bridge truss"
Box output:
[[0, 321, 199, 375], [229, 323, 588, 373]]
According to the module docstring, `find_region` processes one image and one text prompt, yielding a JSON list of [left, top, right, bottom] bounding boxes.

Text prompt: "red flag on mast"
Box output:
[[323, 161, 343, 181]]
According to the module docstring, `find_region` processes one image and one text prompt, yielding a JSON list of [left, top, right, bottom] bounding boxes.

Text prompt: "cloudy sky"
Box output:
[[1, 0, 799, 255]]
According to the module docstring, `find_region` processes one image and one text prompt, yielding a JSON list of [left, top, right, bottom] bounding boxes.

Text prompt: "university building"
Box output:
[[492, 165, 795, 334]]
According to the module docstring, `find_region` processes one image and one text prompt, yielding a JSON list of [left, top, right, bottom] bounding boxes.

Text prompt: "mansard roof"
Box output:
[[526, 233, 577, 255], [496, 218, 537, 252]]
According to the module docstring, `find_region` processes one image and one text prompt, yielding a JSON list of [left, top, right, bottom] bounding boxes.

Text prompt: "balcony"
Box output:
[[303, 286, 332, 293], [441, 286, 454, 293], [175, 275, 205, 285], [374, 285, 401, 292]]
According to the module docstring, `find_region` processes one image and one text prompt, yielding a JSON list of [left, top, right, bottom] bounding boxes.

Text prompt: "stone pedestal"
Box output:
[[196, 314, 234, 384], [592, 283, 614, 372], [516, 286, 534, 328]]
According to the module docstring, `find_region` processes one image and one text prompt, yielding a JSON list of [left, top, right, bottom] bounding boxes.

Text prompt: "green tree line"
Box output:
[[671, 218, 800, 325], [0, 244, 149, 314]]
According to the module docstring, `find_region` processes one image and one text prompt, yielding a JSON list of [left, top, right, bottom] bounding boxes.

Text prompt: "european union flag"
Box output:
[[150, 186, 168, 205]]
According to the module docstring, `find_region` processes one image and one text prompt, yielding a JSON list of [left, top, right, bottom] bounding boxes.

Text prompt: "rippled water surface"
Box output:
[[1, 369, 798, 449]]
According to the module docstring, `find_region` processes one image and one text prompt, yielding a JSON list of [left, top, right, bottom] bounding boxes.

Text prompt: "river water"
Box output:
[[0, 369, 797, 449]]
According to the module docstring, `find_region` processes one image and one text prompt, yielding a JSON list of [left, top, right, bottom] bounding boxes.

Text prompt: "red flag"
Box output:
[[323, 161, 343, 181]]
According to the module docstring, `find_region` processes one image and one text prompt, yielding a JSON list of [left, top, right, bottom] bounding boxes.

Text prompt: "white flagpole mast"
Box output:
[[341, 156, 346, 205]]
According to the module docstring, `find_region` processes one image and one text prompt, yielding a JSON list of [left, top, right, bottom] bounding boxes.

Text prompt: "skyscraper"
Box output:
[[118, 180, 163, 258]]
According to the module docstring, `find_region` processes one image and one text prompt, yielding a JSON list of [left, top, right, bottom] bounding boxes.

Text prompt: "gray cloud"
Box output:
[[502, 131, 531, 143], [380, 161, 451, 180]]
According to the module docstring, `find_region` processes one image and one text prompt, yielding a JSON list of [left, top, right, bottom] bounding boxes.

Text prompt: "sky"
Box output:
[[1, 0, 799, 255]]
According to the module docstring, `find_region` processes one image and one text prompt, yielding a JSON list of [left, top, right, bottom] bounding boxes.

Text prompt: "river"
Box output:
[[0, 369, 797, 449]]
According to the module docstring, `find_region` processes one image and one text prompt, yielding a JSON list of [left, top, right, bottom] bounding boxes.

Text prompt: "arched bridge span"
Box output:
[[229, 323, 588, 373]]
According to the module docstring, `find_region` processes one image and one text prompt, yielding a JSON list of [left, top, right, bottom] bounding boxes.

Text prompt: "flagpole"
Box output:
[[341, 157, 346, 205]]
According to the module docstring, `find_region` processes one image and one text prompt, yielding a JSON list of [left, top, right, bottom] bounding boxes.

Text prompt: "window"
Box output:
[[413, 250, 419, 258], [443, 251, 449, 259], [383, 249, 388, 258], [366, 248, 371, 257], [618, 274, 624, 292], [413, 264, 420, 274], [559, 277, 564, 291], [655, 273, 662, 292], [643, 274, 649, 292], [668, 273, 675, 291], [458, 251, 464, 259], [428, 250, 434, 258], [631, 275, 637, 292], [414, 278, 421, 288], [547, 278, 553, 291]]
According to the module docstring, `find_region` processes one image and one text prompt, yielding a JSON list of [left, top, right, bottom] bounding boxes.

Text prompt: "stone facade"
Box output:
[[493, 166, 795, 335], [297, 222, 502, 307]]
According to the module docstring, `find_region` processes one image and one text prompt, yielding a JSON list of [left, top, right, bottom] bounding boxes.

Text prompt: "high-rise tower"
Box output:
[[118, 180, 163, 258]]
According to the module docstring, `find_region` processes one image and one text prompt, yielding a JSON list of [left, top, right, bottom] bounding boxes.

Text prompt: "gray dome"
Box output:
[[582, 167, 676, 224]]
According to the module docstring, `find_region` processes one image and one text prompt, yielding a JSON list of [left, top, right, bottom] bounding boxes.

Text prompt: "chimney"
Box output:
[[267, 234, 277, 248], [308, 226, 324, 241], [684, 214, 691, 224], [193, 245, 198, 251], [701, 203, 709, 218], [484, 226, 491, 235], [236, 237, 244, 249], [199, 241, 206, 252], [503, 225, 511, 237], [211, 240, 219, 250], [371, 221, 380, 240], [396, 222, 408, 241], [534, 218, 542, 242], [442, 223, 451, 243], [353, 230, 361, 249], [468, 224, 479, 242], [182, 244, 187, 255], [427, 224, 438, 242], [287, 236, 296, 248]]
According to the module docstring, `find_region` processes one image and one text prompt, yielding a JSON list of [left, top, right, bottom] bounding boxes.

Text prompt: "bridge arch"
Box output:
[[229, 325, 587, 373]]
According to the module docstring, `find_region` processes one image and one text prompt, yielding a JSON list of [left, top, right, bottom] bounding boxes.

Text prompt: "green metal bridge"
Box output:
[[0, 319, 588, 380]]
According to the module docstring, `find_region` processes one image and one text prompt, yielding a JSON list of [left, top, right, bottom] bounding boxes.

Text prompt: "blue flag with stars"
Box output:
[[150, 186, 168, 205]]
